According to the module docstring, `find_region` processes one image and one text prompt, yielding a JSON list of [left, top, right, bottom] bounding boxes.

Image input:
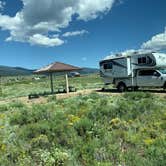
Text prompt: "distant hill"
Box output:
[[0, 65, 34, 76], [0, 66, 99, 76]]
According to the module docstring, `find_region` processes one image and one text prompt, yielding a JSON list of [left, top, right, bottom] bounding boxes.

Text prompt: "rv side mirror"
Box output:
[[153, 72, 160, 77]]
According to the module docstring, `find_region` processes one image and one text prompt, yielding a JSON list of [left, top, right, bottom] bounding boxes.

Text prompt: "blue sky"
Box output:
[[0, 0, 166, 69]]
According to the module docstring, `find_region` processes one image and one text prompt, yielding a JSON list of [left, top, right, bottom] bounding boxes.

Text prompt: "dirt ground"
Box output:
[[0, 88, 166, 105], [0, 89, 117, 105]]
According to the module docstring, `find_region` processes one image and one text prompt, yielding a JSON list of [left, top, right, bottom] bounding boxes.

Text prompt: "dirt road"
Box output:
[[0, 89, 94, 105]]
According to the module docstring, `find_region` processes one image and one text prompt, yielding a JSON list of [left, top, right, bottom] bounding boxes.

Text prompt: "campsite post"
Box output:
[[50, 73, 54, 94], [65, 74, 69, 93]]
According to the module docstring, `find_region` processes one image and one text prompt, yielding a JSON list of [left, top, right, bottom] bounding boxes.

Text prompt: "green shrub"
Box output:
[[1, 93, 166, 165], [10, 108, 29, 125], [51, 148, 70, 166], [0, 104, 8, 112], [74, 118, 93, 137], [123, 92, 153, 100], [19, 121, 50, 139], [32, 148, 70, 166], [47, 95, 57, 102], [9, 101, 26, 109], [30, 134, 50, 149]]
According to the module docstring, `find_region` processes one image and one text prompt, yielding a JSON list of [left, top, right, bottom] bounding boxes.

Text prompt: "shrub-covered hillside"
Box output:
[[0, 92, 166, 165]]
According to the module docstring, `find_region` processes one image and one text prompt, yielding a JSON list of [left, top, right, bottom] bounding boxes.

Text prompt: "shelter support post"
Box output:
[[132, 71, 134, 90], [65, 74, 69, 94], [0, 76, 2, 94], [50, 73, 54, 94]]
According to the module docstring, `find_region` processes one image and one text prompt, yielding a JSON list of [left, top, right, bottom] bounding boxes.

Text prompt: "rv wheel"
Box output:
[[133, 87, 139, 91], [117, 83, 126, 92], [163, 82, 166, 90]]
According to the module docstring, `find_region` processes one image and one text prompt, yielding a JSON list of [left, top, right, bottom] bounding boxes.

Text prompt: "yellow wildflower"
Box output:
[[0, 126, 4, 129], [110, 118, 120, 125], [0, 113, 5, 119], [0, 144, 6, 152], [68, 115, 80, 124], [128, 120, 133, 124], [144, 138, 155, 145]]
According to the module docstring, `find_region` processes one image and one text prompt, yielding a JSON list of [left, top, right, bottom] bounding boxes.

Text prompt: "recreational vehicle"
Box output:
[[99, 51, 166, 92]]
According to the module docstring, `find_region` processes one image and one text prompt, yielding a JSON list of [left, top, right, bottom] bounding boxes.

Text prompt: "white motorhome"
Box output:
[[99, 51, 166, 92]]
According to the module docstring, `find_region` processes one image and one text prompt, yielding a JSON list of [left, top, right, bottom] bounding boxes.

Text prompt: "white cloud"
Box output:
[[82, 57, 87, 61], [29, 34, 64, 47], [0, 1, 6, 11], [105, 26, 166, 60], [62, 30, 88, 37], [141, 28, 166, 51], [52, 34, 60, 38], [0, 0, 116, 47], [104, 49, 138, 59], [76, 0, 115, 21], [103, 24, 166, 61]]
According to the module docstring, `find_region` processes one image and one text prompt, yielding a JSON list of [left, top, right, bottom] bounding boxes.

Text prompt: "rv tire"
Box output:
[[133, 87, 139, 91], [163, 82, 166, 90], [117, 82, 126, 92]]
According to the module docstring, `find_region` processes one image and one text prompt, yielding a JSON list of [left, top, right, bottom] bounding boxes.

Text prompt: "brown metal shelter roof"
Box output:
[[34, 62, 81, 74]]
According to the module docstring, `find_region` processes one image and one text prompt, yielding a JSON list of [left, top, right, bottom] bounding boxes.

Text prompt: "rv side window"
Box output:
[[103, 63, 112, 70], [138, 58, 142, 64], [138, 57, 147, 64], [142, 57, 146, 63], [139, 70, 156, 76], [147, 56, 153, 64]]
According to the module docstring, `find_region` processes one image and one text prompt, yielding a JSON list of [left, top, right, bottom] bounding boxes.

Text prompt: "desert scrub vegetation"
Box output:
[[0, 92, 166, 165]]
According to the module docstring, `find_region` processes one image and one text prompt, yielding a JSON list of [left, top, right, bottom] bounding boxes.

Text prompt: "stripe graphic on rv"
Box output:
[[132, 61, 156, 67], [112, 60, 127, 68]]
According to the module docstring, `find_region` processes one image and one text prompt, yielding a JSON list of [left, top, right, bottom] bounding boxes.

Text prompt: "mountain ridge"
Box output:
[[0, 65, 99, 76]]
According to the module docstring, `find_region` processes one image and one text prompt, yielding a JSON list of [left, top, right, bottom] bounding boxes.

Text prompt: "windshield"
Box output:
[[159, 69, 166, 74]]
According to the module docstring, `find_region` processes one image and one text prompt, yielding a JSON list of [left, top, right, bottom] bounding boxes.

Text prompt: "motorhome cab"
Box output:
[[99, 52, 166, 92]]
